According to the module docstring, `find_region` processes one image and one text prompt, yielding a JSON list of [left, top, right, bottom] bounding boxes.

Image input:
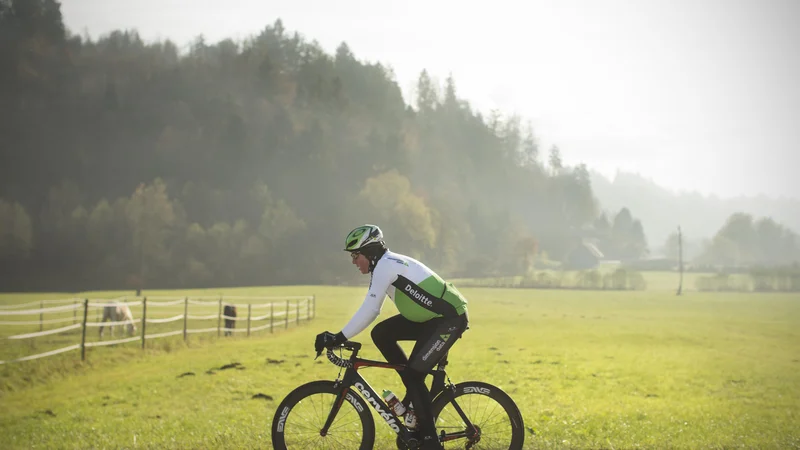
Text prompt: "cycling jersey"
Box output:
[[341, 250, 468, 339]]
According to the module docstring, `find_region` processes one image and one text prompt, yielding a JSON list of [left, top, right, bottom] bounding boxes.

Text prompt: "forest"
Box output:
[[0, 0, 797, 291]]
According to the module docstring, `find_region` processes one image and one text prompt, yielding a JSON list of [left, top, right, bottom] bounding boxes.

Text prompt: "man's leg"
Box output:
[[372, 315, 440, 411], [406, 315, 469, 448], [371, 314, 427, 372]]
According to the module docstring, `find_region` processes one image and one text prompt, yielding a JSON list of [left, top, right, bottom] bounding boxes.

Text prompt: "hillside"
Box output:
[[590, 171, 800, 255], [0, 4, 612, 290], [2, 2, 794, 291]]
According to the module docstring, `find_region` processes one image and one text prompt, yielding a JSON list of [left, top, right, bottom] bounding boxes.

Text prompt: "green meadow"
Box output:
[[1, 286, 798, 449]]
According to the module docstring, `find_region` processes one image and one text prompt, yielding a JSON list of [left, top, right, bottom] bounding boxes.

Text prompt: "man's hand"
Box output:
[[314, 331, 346, 354]]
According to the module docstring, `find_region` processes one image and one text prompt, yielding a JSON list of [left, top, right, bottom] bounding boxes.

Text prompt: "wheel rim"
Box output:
[[436, 396, 515, 449], [281, 392, 366, 448]]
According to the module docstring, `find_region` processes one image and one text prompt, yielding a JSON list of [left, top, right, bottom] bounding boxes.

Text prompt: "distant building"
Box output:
[[566, 240, 605, 270]]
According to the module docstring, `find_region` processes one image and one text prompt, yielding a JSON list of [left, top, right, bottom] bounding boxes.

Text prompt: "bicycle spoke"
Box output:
[[283, 392, 365, 448], [436, 393, 515, 449]]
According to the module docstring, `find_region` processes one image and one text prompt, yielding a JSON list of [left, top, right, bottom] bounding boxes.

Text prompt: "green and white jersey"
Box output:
[[341, 250, 469, 339]]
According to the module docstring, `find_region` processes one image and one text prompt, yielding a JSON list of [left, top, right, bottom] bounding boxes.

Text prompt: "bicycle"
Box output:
[[271, 340, 525, 449]]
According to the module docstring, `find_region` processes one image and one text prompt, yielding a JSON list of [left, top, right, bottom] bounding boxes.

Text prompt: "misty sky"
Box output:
[[60, 0, 800, 200]]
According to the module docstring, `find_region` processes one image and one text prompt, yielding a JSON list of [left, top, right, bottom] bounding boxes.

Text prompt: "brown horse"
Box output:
[[223, 304, 237, 336]]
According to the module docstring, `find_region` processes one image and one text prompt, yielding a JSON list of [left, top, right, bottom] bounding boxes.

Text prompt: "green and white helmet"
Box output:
[[344, 224, 385, 252]]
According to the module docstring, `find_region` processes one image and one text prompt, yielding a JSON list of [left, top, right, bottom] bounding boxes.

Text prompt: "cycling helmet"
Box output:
[[344, 224, 385, 252]]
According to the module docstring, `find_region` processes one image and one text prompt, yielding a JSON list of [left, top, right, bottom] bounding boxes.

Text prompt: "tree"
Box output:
[[698, 213, 800, 267], [126, 179, 179, 291], [519, 122, 539, 167], [443, 74, 458, 110], [629, 219, 649, 258], [754, 217, 796, 265], [514, 236, 539, 275], [663, 231, 681, 260], [0, 199, 33, 258], [605, 207, 648, 260], [717, 213, 759, 264], [415, 69, 438, 113], [548, 145, 563, 175], [594, 212, 611, 238], [358, 170, 437, 255]]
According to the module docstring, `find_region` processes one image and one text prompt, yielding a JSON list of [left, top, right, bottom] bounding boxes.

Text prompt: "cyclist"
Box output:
[[315, 224, 469, 450]]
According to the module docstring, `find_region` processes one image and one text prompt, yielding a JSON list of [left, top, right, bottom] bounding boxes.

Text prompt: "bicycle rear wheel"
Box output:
[[271, 380, 376, 450], [431, 381, 524, 449]]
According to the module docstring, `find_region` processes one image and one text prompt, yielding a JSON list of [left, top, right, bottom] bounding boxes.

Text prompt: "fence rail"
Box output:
[[0, 298, 82, 309], [0, 294, 316, 365]]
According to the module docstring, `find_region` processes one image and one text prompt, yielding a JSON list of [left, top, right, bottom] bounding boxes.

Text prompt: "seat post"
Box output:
[[429, 351, 450, 396], [437, 350, 449, 370]]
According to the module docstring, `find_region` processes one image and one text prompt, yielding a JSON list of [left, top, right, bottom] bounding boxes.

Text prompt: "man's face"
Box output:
[[351, 252, 370, 274]]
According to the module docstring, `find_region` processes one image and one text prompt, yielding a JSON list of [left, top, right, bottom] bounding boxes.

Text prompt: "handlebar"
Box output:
[[316, 341, 361, 368]]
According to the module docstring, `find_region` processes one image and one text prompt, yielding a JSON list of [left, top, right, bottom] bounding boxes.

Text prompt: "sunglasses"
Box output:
[[350, 252, 361, 261]]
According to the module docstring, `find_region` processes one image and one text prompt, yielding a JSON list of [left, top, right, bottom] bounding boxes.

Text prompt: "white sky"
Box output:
[[60, 0, 800, 199]]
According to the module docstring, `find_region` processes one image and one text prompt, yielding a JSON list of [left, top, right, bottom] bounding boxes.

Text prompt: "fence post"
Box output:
[[80, 298, 88, 361], [141, 297, 147, 350], [312, 295, 316, 319], [217, 296, 222, 337], [39, 300, 43, 332], [296, 299, 300, 325], [269, 302, 274, 334], [306, 297, 310, 322], [183, 297, 188, 342], [285, 300, 289, 329], [247, 304, 252, 337], [73, 299, 77, 324]]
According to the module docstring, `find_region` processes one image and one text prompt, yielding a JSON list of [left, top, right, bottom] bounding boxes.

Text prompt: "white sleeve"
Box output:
[[341, 265, 393, 339]]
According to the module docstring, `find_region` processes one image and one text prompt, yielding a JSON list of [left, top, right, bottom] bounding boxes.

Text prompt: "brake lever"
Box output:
[[314, 343, 346, 360]]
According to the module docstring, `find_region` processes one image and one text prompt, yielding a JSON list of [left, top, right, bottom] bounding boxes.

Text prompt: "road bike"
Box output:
[[271, 340, 525, 449]]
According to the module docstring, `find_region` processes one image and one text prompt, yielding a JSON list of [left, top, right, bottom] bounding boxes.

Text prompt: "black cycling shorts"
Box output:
[[372, 313, 469, 373], [408, 314, 469, 373]]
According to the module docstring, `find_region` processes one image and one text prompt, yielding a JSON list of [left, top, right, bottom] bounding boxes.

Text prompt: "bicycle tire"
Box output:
[[271, 380, 376, 450], [431, 381, 525, 449]]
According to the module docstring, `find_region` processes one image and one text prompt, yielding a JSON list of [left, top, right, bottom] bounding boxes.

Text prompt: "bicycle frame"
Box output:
[[319, 342, 471, 446]]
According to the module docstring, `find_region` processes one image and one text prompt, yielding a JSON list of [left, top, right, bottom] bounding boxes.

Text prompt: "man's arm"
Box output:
[[340, 266, 392, 339]]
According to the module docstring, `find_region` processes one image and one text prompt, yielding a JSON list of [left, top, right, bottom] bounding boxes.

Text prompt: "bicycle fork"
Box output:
[[324, 375, 421, 446], [319, 384, 350, 437]]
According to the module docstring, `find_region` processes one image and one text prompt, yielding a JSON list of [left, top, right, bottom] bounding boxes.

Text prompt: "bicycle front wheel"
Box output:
[[431, 381, 525, 449], [271, 380, 376, 450]]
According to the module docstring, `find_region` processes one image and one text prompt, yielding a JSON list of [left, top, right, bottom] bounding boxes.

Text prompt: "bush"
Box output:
[[696, 273, 750, 292], [611, 268, 628, 290], [627, 271, 648, 290], [749, 266, 800, 292], [575, 270, 602, 289], [517, 271, 567, 289], [626, 258, 675, 271]]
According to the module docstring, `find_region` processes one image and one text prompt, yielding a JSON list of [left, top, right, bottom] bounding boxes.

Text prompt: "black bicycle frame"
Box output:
[[319, 344, 457, 444]]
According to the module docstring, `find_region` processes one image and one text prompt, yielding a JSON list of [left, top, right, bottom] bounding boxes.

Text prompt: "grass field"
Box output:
[[452, 270, 708, 292], [1, 286, 799, 449]]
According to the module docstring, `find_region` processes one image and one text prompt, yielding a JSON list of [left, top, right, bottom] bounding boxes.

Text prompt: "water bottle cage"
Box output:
[[404, 409, 417, 429]]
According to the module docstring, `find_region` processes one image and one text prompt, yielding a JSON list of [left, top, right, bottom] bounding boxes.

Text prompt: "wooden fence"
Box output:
[[0, 295, 316, 364]]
